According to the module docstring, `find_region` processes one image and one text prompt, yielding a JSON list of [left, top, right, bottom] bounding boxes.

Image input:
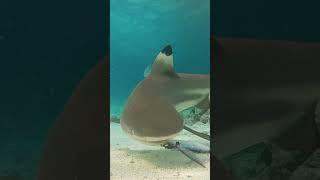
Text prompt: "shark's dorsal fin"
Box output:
[[149, 45, 179, 78]]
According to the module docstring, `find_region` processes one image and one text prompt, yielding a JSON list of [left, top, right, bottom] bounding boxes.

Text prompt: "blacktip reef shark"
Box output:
[[119, 45, 210, 167]]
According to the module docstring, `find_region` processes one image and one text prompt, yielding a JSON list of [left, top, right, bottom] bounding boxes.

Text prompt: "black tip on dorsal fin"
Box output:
[[149, 44, 179, 79], [161, 45, 173, 56]]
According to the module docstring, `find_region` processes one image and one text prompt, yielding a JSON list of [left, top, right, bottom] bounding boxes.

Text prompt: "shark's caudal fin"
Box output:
[[149, 45, 179, 78]]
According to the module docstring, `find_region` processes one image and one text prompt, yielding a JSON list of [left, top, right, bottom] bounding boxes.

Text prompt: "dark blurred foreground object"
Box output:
[[290, 149, 320, 180], [212, 37, 320, 179], [37, 60, 107, 180], [216, 101, 320, 180], [212, 155, 233, 180]]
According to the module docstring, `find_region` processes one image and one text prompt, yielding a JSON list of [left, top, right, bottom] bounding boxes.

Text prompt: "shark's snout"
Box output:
[[161, 45, 173, 56]]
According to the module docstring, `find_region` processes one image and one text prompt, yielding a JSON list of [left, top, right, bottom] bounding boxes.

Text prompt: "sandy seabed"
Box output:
[[110, 123, 210, 180]]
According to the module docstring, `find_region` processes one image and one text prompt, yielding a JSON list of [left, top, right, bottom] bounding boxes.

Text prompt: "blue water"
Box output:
[[110, 0, 210, 116]]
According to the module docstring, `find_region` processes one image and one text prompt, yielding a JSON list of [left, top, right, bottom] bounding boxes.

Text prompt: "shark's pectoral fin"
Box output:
[[184, 125, 210, 141]]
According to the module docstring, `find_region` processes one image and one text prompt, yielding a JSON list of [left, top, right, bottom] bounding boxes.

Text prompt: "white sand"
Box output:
[[110, 123, 210, 180]]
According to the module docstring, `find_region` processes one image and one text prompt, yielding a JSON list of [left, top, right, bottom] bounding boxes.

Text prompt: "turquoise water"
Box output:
[[110, 0, 210, 116]]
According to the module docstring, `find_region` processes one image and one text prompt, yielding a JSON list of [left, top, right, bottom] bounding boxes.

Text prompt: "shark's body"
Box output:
[[120, 45, 210, 144]]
